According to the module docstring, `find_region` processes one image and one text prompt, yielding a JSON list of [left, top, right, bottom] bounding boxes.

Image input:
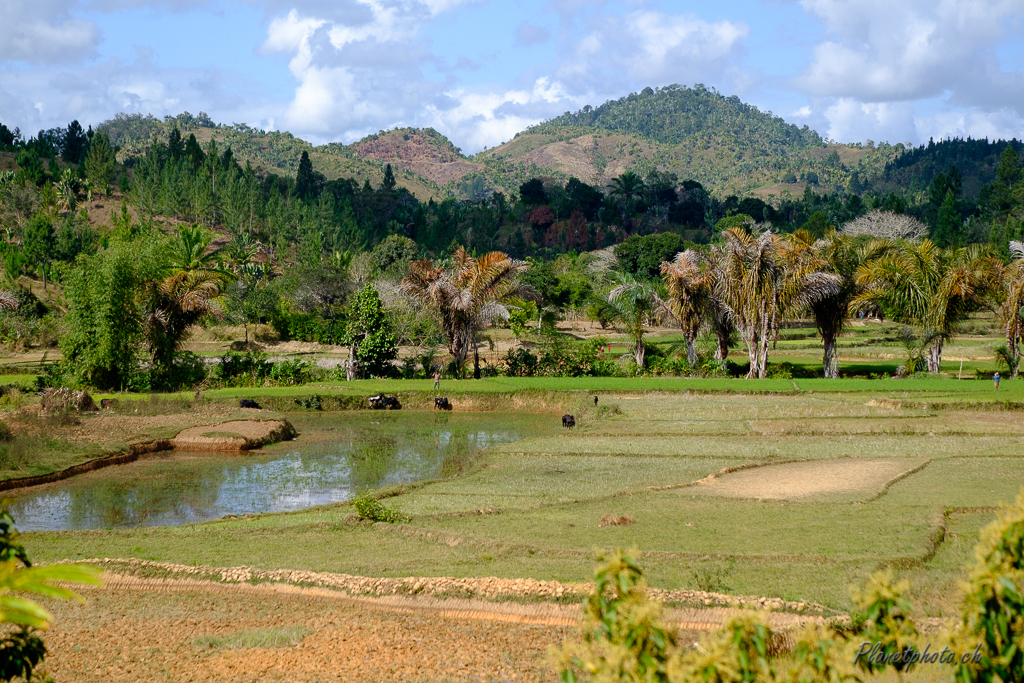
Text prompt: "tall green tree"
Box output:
[[61, 238, 158, 389], [84, 132, 116, 195], [21, 216, 54, 290], [789, 230, 892, 378], [382, 163, 396, 191], [934, 190, 961, 247], [997, 146, 1022, 189], [61, 120, 88, 165], [342, 284, 397, 379], [295, 151, 315, 200]]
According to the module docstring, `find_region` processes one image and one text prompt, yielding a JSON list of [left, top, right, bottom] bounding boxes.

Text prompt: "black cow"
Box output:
[[593, 395, 598, 406], [368, 394, 401, 410], [239, 399, 261, 409], [434, 397, 452, 411], [100, 398, 117, 410], [562, 414, 576, 429]]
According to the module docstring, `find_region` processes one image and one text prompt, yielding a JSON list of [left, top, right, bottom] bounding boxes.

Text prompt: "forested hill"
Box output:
[[861, 137, 1024, 201], [528, 84, 823, 150]]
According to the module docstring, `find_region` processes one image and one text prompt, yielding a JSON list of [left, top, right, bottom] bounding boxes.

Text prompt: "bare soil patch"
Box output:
[[698, 459, 922, 501], [43, 585, 568, 683], [42, 570, 827, 682], [172, 419, 296, 451]]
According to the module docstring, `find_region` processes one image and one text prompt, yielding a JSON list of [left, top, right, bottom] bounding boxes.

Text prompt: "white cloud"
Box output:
[[424, 77, 577, 151], [0, 0, 101, 64], [918, 107, 1024, 143], [797, 0, 1024, 106], [0, 48, 275, 133], [554, 11, 749, 95], [819, 99, 919, 145]]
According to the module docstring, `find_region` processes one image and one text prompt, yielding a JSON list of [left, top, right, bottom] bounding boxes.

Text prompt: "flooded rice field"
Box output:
[[9, 411, 551, 531]]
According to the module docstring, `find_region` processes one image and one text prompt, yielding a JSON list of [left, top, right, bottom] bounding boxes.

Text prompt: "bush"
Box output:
[[351, 494, 410, 524], [270, 358, 313, 385], [150, 351, 207, 390], [501, 348, 539, 377], [0, 421, 12, 443], [294, 394, 322, 410], [956, 488, 1024, 683], [767, 361, 795, 380], [272, 312, 347, 345], [217, 351, 272, 386]]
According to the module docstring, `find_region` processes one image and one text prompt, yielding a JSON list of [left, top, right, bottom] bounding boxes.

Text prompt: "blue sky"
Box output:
[[2, 0, 1023, 153]]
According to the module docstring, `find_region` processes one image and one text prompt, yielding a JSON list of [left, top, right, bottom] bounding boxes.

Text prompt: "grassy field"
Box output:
[[23, 389, 1024, 622]]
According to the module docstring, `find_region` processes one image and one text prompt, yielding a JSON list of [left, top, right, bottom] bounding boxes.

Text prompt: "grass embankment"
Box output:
[[0, 395, 287, 482], [7, 372, 1015, 482], [25, 390, 1024, 618]]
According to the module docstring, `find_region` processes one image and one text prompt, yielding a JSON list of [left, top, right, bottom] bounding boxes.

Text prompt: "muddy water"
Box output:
[[9, 412, 552, 531]]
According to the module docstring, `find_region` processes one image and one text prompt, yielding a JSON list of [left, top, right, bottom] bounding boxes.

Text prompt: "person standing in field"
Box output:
[[994, 372, 1001, 390], [434, 370, 440, 391]]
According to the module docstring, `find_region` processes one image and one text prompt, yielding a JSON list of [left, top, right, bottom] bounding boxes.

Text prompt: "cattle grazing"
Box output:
[[368, 394, 402, 410], [593, 395, 598, 406], [434, 397, 452, 411], [562, 414, 576, 429], [239, 399, 261, 409], [100, 399, 117, 410]]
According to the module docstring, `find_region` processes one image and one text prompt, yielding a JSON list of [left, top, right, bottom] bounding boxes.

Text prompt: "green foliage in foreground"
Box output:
[[0, 508, 101, 682], [557, 489, 1024, 682], [956, 489, 1024, 683]]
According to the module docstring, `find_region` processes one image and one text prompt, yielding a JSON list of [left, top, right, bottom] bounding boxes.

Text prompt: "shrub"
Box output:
[[217, 351, 272, 386], [294, 394, 322, 411], [554, 549, 677, 682], [955, 488, 1024, 683], [150, 351, 207, 390], [502, 348, 539, 377], [850, 568, 918, 676], [270, 358, 313, 385], [0, 421, 12, 442], [351, 494, 410, 524], [767, 362, 795, 380]]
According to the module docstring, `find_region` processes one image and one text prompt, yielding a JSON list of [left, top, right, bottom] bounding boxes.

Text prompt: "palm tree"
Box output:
[[602, 272, 665, 371], [785, 230, 893, 379], [710, 227, 840, 378], [608, 171, 644, 226], [856, 240, 999, 373], [994, 241, 1024, 377], [402, 248, 534, 378], [146, 225, 233, 371], [661, 250, 712, 365]]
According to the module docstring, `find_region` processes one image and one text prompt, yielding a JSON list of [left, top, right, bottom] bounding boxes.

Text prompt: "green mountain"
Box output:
[[530, 84, 822, 150], [94, 87, 993, 203]]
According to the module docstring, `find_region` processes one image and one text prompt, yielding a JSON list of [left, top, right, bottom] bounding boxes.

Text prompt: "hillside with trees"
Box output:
[[1, 83, 1024, 390]]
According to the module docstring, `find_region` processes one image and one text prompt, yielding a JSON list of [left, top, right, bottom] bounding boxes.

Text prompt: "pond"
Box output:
[[8, 411, 554, 531]]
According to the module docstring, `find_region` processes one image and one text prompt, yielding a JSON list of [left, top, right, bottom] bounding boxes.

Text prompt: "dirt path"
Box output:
[[91, 573, 821, 632], [40, 563, 834, 682], [44, 584, 569, 682]]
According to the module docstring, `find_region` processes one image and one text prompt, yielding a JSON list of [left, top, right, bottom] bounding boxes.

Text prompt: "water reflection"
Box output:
[[9, 413, 533, 531]]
